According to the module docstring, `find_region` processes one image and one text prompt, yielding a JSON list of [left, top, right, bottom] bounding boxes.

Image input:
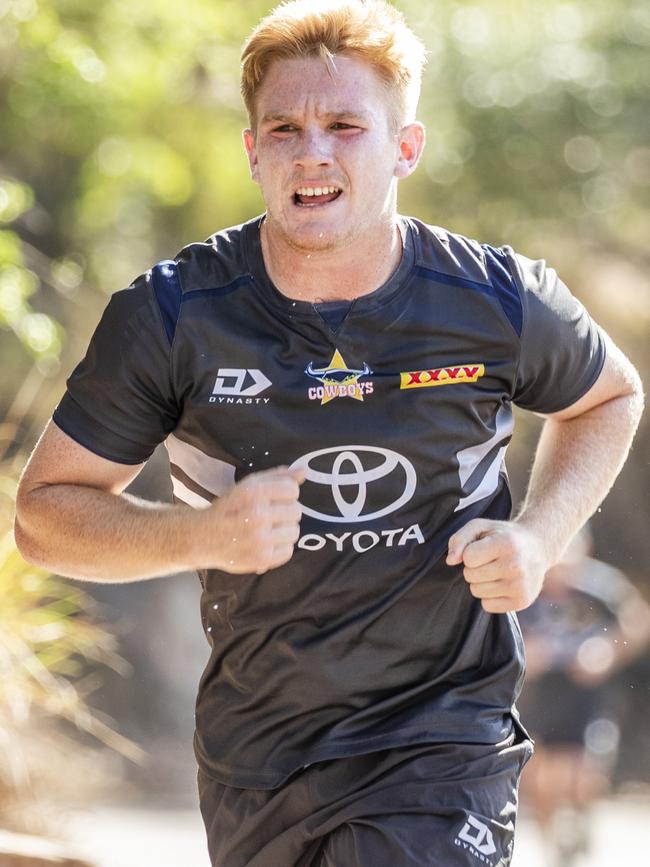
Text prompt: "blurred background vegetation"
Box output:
[[1, 0, 648, 833]]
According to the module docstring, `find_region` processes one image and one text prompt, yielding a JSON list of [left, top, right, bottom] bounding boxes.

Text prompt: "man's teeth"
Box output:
[[296, 186, 340, 197]]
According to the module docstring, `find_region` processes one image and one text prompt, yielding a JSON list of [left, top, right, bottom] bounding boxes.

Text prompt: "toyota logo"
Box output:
[[290, 446, 417, 523]]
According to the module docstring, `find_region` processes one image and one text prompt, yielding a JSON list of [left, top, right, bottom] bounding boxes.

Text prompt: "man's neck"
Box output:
[[259, 217, 403, 303]]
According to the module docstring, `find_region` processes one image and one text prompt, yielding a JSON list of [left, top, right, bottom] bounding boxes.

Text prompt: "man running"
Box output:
[[14, 2, 643, 865]]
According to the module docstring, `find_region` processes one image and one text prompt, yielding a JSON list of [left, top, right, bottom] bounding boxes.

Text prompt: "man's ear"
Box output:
[[394, 122, 426, 179], [243, 129, 259, 182]]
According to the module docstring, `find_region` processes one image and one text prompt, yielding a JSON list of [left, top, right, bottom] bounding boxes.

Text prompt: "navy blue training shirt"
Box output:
[[53, 215, 606, 788]]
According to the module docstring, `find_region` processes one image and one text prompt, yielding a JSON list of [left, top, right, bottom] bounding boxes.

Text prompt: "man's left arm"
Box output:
[[446, 333, 644, 613]]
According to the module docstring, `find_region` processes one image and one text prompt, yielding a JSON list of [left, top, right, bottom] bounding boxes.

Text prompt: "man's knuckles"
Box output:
[[273, 543, 295, 566], [462, 544, 493, 568], [468, 580, 508, 600], [481, 598, 509, 614]]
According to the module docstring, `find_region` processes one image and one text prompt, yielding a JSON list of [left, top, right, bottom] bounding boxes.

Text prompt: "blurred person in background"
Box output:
[[518, 528, 650, 867], [12, 1, 644, 865]]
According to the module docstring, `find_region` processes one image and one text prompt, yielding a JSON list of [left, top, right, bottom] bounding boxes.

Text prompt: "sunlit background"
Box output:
[[1, 0, 648, 864]]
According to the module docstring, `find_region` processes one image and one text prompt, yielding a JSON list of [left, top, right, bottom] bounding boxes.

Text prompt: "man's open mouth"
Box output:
[[293, 186, 343, 207]]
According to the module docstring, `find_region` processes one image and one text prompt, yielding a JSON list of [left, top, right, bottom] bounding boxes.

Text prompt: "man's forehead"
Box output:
[[256, 55, 388, 116]]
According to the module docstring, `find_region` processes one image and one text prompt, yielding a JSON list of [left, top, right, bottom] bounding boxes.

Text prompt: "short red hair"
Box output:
[[241, 0, 426, 132]]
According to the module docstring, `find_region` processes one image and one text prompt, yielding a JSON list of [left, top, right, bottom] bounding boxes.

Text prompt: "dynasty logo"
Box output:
[[400, 363, 485, 390], [305, 349, 374, 404]]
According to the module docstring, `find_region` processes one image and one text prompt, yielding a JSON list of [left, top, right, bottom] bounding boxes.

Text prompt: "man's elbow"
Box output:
[[613, 360, 645, 438], [13, 485, 50, 568], [594, 350, 644, 428], [13, 515, 45, 567], [627, 365, 645, 422]]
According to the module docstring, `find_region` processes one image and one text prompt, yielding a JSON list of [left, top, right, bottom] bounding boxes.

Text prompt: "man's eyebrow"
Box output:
[[329, 110, 373, 123], [260, 110, 373, 124], [260, 114, 295, 124]]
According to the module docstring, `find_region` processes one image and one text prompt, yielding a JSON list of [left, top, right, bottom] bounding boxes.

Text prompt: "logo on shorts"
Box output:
[[305, 349, 373, 404], [400, 364, 485, 390], [209, 368, 271, 405], [455, 815, 497, 864]]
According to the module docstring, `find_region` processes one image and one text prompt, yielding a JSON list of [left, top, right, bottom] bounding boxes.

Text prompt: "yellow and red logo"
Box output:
[[400, 363, 485, 390]]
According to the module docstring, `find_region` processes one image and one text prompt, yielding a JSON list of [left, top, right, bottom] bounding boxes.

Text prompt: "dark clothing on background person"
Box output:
[[518, 557, 640, 747]]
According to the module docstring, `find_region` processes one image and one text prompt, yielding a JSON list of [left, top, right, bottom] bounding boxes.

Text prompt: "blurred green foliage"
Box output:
[[408, 0, 650, 254]]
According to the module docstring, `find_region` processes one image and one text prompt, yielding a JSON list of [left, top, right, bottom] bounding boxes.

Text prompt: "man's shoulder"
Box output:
[[160, 216, 259, 294], [127, 217, 258, 345], [404, 216, 513, 284], [406, 216, 484, 256], [403, 215, 523, 335]]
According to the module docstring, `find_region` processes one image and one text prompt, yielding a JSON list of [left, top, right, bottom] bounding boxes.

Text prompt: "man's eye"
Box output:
[[273, 125, 296, 133], [331, 122, 356, 130]]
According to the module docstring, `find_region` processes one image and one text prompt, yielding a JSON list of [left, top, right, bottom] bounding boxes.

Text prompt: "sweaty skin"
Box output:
[[243, 55, 425, 302], [15, 429, 305, 581]]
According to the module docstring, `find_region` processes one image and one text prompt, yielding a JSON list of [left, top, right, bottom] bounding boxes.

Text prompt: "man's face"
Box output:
[[243, 55, 419, 253]]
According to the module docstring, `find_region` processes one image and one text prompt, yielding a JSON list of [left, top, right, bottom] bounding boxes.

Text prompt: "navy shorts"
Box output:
[[197, 730, 533, 867]]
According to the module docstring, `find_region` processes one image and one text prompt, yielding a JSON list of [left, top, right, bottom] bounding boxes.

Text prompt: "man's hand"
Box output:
[[203, 466, 305, 575], [446, 519, 549, 613]]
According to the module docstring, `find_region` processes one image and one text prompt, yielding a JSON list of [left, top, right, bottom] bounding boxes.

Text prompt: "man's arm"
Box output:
[[446, 335, 644, 613], [14, 421, 304, 582]]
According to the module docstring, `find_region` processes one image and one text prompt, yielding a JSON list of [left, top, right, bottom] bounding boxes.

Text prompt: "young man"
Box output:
[[14, 2, 643, 865]]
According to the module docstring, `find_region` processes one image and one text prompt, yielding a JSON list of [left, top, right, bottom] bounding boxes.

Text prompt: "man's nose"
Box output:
[[293, 129, 333, 169]]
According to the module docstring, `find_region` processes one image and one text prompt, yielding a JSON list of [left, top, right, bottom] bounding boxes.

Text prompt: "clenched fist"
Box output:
[[197, 466, 305, 574], [446, 519, 550, 613]]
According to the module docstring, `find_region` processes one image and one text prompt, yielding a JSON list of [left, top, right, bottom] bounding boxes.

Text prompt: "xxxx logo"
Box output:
[[400, 363, 485, 390]]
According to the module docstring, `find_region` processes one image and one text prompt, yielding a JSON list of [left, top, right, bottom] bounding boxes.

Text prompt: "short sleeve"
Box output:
[[507, 250, 606, 413], [52, 271, 179, 464]]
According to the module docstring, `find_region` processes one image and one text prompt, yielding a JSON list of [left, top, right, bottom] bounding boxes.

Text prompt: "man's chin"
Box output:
[[265, 207, 360, 254], [280, 222, 347, 254], [290, 234, 340, 253]]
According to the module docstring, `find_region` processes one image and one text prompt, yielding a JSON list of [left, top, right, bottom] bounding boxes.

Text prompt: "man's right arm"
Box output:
[[14, 421, 304, 582]]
